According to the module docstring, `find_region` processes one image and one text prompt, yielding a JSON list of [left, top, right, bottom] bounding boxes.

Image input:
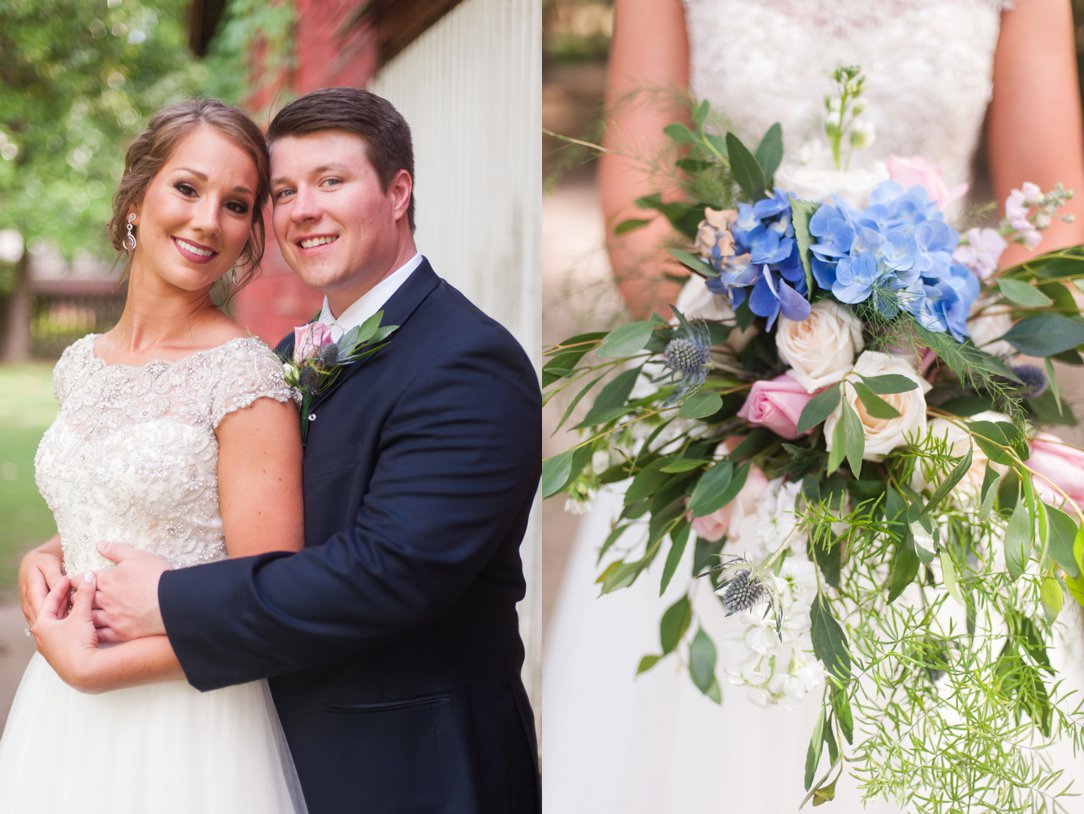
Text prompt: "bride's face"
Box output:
[[128, 124, 258, 295]]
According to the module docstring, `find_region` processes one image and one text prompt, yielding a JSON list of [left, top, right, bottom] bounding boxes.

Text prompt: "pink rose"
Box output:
[[690, 454, 770, 542], [886, 155, 968, 210], [737, 374, 812, 440], [293, 322, 333, 363], [1029, 433, 1084, 511]]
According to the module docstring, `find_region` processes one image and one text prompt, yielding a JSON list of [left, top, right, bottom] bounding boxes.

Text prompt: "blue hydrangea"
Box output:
[[808, 181, 980, 340], [705, 190, 811, 330]]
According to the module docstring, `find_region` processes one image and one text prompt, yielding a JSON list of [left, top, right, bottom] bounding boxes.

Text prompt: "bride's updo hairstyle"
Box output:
[[108, 99, 271, 292]]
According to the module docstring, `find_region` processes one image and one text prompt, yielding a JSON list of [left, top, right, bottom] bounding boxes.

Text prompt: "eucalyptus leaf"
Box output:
[[790, 197, 819, 294], [1004, 498, 1032, 581], [689, 627, 717, 693], [578, 367, 641, 428], [596, 322, 657, 358], [660, 458, 710, 473], [831, 687, 854, 744], [805, 706, 827, 790], [755, 122, 784, 186], [926, 447, 973, 510], [940, 550, 964, 605], [679, 391, 723, 419], [1040, 576, 1064, 625], [840, 398, 865, 477], [852, 381, 900, 419], [810, 594, 851, 684], [726, 131, 767, 201], [660, 594, 692, 654], [887, 534, 920, 602], [687, 459, 734, 517], [827, 408, 848, 475], [660, 523, 691, 595], [1003, 314, 1084, 357], [669, 247, 718, 276], [797, 385, 841, 434], [541, 448, 576, 497], [1044, 503, 1080, 579], [860, 374, 919, 395], [997, 278, 1054, 307]]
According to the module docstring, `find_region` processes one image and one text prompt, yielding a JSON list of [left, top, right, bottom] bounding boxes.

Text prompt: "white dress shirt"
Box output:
[[317, 253, 424, 339]]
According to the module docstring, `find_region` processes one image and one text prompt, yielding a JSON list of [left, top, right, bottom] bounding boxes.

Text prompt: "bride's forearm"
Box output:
[[71, 636, 184, 693]]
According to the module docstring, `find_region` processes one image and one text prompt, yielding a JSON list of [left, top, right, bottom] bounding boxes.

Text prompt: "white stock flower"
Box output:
[[774, 145, 889, 207], [730, 479, 806, 558], [776, 299, 865, 393], [719, 554, 824, 708], [824, 351, 930, 461]]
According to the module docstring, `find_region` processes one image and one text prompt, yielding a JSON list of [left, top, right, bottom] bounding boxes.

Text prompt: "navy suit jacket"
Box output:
[[159, 260, 541, 813]]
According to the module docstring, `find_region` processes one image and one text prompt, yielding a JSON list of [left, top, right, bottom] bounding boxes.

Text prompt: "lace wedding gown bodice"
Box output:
[[1, 332, 307, 814], [34, 334, 295, 577], [684, 0, 1013, 190]]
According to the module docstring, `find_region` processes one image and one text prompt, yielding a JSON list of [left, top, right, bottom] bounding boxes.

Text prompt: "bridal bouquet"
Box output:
[[544, 67, 1084, 811]]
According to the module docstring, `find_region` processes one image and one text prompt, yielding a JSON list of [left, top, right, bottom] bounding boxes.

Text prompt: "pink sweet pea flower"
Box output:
[[1029, 433, 1084, 511], [886, 155, 968, 210], [737, 374, 812, 440], [293, 322, 333, 364]]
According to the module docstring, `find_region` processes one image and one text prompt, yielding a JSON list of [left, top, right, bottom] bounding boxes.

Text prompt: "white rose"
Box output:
[[912, 410, 1009, 506], [774, 155, 889, 207], [673, 277, 754, 352], [967, 301, 1014, 359], [776, 300, 865, 393], [824, 351, 931, 461]]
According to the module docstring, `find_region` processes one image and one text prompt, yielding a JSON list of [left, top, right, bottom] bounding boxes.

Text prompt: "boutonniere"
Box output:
[[281, 310, 398, 443]]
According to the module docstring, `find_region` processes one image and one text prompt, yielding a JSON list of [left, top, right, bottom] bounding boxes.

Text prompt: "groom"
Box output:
[[93, 88, 540, 813]]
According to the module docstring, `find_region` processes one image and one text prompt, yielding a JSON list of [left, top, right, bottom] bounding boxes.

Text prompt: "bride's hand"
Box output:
[[19, 537, 65, 627], [31, 571, 105, 693]]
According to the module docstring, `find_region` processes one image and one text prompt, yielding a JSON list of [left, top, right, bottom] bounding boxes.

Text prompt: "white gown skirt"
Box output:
[[0, 653, 308, 813]]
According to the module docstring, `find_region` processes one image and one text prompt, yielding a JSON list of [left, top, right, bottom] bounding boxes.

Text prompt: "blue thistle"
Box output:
[[719, 569, 766, 615], [662, 308, 712, 402], [319, 342, 341, 367], [713, 557, 784, 638], [1010, 364, 1047, 398]]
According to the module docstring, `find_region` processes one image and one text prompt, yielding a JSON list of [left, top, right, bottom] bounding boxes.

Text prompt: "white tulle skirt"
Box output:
[[0, 653, 307, 813], [543, 492, 1084, 813]]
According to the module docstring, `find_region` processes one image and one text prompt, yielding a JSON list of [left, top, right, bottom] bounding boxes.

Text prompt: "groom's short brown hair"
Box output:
[[267, 87, 416, 231]]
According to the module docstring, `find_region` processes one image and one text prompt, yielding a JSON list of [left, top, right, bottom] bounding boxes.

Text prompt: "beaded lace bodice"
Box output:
[[35, 335, 295, 577], [683, 0, 1014, 191]]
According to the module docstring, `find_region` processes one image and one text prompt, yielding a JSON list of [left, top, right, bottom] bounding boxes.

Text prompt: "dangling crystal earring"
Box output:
[[124, 213, 137, 251]]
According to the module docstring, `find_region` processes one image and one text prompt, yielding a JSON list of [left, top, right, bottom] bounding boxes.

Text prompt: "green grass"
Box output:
[[0, 363, 58, 596]]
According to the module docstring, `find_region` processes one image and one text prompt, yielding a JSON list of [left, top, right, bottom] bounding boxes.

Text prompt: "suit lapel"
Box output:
[[310, 259, 441, 409]]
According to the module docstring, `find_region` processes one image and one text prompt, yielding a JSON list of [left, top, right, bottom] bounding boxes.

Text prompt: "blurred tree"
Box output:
[[0, 0, 204, 359]]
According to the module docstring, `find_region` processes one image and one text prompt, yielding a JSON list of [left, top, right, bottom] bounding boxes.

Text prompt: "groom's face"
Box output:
[[270, 129, 409, 312]]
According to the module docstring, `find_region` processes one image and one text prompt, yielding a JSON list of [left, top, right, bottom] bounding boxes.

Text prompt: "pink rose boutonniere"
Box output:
[[280, 310, 398, 442]]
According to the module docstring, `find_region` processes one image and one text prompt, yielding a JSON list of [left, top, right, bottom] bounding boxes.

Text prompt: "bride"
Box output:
[[543, 0, 1084, 811], [0, 100, 307, 813]]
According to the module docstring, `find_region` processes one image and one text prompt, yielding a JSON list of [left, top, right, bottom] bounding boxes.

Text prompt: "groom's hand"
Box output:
[[94, 542, 171, 643]]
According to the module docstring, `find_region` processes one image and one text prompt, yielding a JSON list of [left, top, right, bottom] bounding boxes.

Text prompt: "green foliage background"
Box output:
[[0, 0, 296, 264]]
